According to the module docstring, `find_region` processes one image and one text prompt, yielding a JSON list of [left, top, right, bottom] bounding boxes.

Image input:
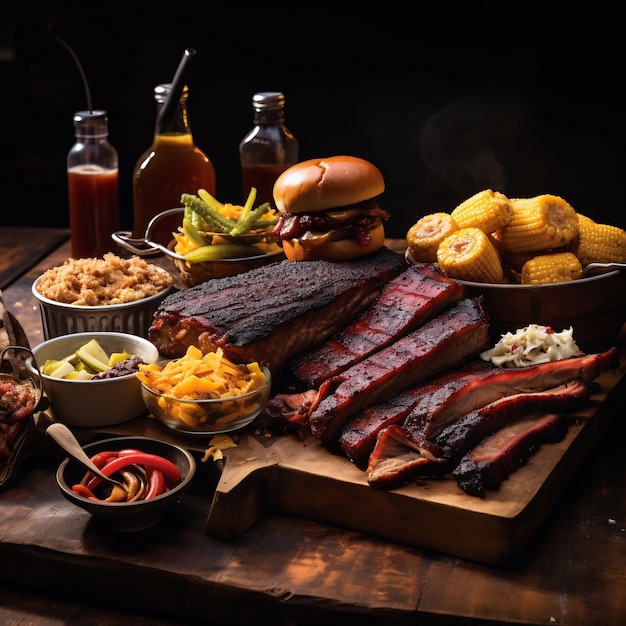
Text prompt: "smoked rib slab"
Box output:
[[148, 248, 406, 373], [308, 297, 491, 443], [289, 262, 465, 388]]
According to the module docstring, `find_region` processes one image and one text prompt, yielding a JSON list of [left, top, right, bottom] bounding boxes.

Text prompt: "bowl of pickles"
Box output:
[[29, 332, 159, 427]]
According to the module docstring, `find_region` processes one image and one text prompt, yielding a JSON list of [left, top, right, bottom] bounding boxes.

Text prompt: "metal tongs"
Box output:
[[111, 208, 187, 260], [582, 262, 626, 278]]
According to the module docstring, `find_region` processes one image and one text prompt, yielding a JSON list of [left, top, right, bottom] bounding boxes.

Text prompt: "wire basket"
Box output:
[[112, 208, 285, 288]]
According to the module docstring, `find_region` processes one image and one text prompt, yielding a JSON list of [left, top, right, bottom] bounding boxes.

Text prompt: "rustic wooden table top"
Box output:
[[0, 229, 625, 625]]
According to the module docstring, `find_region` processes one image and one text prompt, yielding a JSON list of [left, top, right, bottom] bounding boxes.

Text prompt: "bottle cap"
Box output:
[[73, 110, 109, 137], [252, 92, 285, 111], [154, 83, 189, 104]]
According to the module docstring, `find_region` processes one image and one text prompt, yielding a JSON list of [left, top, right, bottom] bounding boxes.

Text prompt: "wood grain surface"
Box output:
[[0, 231, 624, 625], [205, 351, 626, 565], [0, 227, 69, 290]]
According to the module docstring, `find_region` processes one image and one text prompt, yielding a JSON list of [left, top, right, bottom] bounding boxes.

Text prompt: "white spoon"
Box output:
[[46, 422, 127, 493]]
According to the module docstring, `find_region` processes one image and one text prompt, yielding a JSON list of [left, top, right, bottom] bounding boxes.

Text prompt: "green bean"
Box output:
[[182, 207, 207, 247], [198, 188, 226, 213], [180, 193, 235, 234], [184, 243, 264, 264], [235, 187, 257, 230], [230, 203, 277, 236], [249, 217, 279, 229]]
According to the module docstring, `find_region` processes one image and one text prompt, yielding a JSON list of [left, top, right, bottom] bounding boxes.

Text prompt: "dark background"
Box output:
[[1, 14, 623, 240]]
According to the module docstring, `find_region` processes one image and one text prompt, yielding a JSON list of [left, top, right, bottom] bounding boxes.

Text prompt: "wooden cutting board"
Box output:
[[205, 341, 626, 565]]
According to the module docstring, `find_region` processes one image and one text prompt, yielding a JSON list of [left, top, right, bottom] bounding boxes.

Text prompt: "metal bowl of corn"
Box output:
[[406, 190, 626, 352]]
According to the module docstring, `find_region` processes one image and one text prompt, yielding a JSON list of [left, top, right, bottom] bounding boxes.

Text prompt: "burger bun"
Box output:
[[273, 156, 385, 214]]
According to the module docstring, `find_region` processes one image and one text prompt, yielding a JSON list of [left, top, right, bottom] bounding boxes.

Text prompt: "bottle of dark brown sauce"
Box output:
[[239, 92, 299, 209]]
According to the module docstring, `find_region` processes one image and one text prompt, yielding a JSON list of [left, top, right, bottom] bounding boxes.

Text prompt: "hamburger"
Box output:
[[272, 155, 389, 261]]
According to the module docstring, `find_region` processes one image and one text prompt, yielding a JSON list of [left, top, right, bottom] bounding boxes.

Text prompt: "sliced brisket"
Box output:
[[434, 379, 590, 462], [416, 347, 618, 441], [343, 346, 618, 467], [367, 379, 591, 490], [148, 248, 406, 373], [452, 413, 568, 497]]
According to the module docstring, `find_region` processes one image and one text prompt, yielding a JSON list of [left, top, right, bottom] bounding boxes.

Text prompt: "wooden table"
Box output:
[[0, 228, 625, 625]]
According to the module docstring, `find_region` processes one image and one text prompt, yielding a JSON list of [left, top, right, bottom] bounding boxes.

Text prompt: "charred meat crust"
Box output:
[[148, 248, 406, 372], [452, 413, 569, 497], [289, 262, 465, 389], [308, 297, 491, 443]]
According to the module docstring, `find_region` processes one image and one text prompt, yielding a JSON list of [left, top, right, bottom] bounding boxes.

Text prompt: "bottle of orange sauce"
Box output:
[[132, 82, 216, 247]]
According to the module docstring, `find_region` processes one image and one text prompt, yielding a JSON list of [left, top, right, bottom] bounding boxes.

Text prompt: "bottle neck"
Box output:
[[155, 99, 192, 136], [253, 108, 285, 125], [73, 110, 111, 141], [74, 131, 110, 143]]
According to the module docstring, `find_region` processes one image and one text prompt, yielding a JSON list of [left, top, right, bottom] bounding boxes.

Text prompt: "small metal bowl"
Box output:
[[32, 275, 173, 340], [112, 208, 285, 287], [169, 243, 284, 287]]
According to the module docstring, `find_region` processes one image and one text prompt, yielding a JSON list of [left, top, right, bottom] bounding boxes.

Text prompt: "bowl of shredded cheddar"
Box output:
[[137, 345, 272, 435]]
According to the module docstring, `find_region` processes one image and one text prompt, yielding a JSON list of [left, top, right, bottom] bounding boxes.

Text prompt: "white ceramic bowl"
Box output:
[[56, 435, 196, 532], [29, 332, 159, 427], [32, 275, 173, 340]]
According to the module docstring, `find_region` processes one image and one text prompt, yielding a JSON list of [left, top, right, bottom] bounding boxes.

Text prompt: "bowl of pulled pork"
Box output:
[[32, 254, 173, 340]]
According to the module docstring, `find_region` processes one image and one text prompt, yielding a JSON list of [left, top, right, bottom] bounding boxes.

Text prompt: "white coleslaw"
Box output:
[[479, 324, 581, 367]]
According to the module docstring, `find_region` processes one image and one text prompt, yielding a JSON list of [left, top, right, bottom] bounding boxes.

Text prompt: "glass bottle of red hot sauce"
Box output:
[[67, 110, 120, 258], [133, 83, 216, 246], [239, 92, 299, 208]]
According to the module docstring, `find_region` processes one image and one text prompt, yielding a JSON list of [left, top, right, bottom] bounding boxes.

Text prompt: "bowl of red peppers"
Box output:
[[55, 435, 196, 531]]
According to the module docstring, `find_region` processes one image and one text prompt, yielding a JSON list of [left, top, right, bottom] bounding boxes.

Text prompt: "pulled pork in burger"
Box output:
[[272, 155, 389, 261]]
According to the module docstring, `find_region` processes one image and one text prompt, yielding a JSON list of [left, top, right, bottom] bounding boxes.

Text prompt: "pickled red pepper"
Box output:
[[72, 450, 181, 502]]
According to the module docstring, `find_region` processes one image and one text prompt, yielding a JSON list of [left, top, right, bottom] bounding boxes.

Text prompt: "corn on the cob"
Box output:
[[450, 189, 512, 234], [406, 212, 458, 262], [521, 252, 583, 285], [496, 194, 579, 254], [573, 213, 626, 267], [437, 227, 504, 283]]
